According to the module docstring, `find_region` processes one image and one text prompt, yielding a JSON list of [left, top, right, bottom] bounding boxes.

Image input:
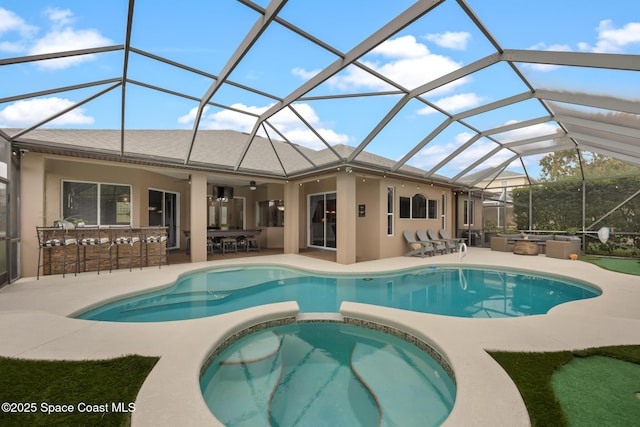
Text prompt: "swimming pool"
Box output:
[[200, 321, 456, 427], [77, 265, 601, 322]]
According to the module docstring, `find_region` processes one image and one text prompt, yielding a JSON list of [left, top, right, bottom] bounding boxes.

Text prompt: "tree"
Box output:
[[539, 149, 640, 182], [512, 152, 640, 252], [539, 149, 581, 182]]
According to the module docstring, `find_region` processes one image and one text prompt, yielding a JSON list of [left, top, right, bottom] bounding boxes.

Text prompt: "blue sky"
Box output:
[[1, 0, 639, 180]]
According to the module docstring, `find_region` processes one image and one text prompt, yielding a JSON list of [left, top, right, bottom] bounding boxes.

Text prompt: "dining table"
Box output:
[[206, 229, 262, 254], [206, 229, 262, 238]]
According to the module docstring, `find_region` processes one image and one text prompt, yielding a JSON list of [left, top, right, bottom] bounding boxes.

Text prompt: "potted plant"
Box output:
[[220, 223, 229, 230], [53, 216, 85, 231], [566, 227, 578, 235]]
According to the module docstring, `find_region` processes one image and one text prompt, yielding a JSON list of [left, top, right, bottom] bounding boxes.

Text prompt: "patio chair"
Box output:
[[439, 228, 463, 246], [245, 236, 260, 252], [403, 230, 434, 258], [417, 230, 447, 255], [220, 237, 238, 254], [428, 229, 456, 253]]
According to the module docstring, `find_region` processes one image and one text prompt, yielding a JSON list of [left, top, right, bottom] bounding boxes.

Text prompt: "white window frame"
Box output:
[[464, 199, 475, 226], [427, 199, 438, 220], [399, 193, 438, 220]]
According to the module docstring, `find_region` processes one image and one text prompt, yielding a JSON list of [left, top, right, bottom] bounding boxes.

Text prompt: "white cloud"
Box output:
[[30, 26, 113, 70], [200, 104, 263, 131], [0, 97, 94, 127], [424, 31, 471, 50], [579, 20, 640, 53], [417, 93, 485, 115], [270, 104, 350, 148], [0, 7, 112, 69], [179, 102, 350, 150], [409, 132, 517, 173], [370, 35, 430, 58], [44, 8, 75, 28], [318, 35, 465, 93], [292, 67, 320, 80], [529, 20, 640, 71], [0, 40, 26, 53], [177, 106, 209, 125], [0, 7, 38, 37], [325, 64, 391, 91], [410, 132, 473, 170]]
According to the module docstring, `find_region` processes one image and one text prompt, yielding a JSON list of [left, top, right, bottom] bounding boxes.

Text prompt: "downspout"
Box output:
[[528, 183, 533, 232], [467, 189, 472, 246], [480, 189, 485, 247], [582, 180, 586, 253]]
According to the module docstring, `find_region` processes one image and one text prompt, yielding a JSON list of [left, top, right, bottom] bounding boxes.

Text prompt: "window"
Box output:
[[399, 193, 437, 220], [62, 181, 131, 226], [399, 196, 410, 218], [427, 199, 438, 220], [411, 194, 427, 218], [387, 186, 394, 235], [257, 200, 284, 227], [464, 199, 475, 225], [208, 197, 245, 229]]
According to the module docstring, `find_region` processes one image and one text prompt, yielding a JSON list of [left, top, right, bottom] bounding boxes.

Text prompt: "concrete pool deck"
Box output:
[[1, 248, 639, 426]]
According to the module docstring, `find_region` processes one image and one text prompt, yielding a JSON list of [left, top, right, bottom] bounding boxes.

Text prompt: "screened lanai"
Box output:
[[1, 0, 639, 281]]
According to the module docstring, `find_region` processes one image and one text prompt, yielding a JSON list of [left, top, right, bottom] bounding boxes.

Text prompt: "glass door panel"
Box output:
[[164, 192, 177, 248], [309, 194, 325, 247], [148, 189, 178, 249], [148, 190, 163, 226], [326, 193, 336, 248], [308, 192, 337, 249]]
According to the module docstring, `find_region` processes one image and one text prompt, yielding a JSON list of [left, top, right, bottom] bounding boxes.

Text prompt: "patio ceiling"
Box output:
[[1, 0, 639, 188]]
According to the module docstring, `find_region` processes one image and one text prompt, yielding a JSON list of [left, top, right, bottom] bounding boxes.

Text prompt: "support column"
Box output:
[[283, 181, 300, 254], [189, 172, 208, 263], [336, 172, 356, 264], [21, 153, 46, 277]]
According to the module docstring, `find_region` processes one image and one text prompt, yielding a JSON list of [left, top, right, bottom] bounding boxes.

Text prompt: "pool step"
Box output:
[[268, 335, 378, 426], [219, 330, 281, 365], [201, 331, 282, 426], [351, 342, 452, 427]]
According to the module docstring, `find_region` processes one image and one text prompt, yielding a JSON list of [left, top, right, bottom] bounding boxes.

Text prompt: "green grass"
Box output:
[[0, 355, 158, 427], [490, 346, 640, 427], [580, 255, 640, 276]]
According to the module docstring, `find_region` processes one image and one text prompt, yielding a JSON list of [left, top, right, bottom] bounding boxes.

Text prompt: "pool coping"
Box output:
[[1, 248, 639, 426]]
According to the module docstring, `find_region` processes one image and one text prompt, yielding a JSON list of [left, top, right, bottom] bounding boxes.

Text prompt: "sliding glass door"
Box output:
[[148, 189, 179, 249], [308, 192, 336, 249]]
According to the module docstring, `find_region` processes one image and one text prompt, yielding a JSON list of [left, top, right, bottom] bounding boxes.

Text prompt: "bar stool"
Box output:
[[140, 226, 168, 268], [77, 226, 111, 274], [245, 236, 260, 252], [109, 226, 140, 271], [220, 237, 237, 254], [36, 226, 79, 279]]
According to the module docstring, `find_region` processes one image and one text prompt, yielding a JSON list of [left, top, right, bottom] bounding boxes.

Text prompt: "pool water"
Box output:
[[77, 266, 600, 322], [200, 322, 456, 427]]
